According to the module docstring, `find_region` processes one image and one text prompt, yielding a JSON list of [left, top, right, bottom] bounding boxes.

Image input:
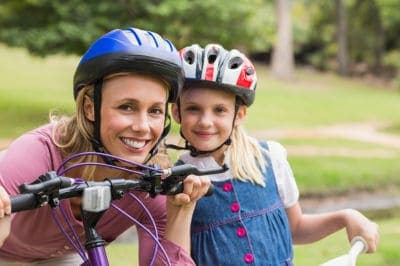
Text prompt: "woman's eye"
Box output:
[[150, 107, 164, 115], [119, 104, 134, 111]]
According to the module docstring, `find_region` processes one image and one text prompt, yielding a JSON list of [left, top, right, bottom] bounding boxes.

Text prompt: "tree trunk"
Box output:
[[271, 0, 294, 80], [372, 0, 384, 75], [336, 0, 348, 76]]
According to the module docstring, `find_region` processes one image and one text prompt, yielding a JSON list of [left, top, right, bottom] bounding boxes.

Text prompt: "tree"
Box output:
[[336, 0, 348, 76], [271, 0, 294, 80], [0, 0, 270, 57]]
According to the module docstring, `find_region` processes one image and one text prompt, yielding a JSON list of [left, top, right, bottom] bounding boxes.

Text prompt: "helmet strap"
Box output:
[[91, 79, 116, 165], [143, 104, 171, 164]]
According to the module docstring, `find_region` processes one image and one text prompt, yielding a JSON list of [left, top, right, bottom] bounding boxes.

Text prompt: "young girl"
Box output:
[[0, 28, 210, 265], [170, 43, 379, 265]]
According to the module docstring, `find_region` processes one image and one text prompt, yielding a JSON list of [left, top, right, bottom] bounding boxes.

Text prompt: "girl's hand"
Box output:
[[0, 186, 11, 218], [167, 174, 211, 208], [344, 209, 379, 253]]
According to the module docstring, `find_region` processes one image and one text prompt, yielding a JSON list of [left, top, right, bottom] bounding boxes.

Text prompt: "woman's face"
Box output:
[[88, 74, 168, 163], [172, 87, 246, 159]]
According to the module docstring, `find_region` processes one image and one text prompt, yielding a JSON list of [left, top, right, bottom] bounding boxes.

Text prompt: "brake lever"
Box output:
[[160, 164, 229, 196]]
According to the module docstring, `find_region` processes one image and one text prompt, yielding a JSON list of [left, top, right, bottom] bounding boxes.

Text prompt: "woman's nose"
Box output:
[[131, 113, 150, 132]]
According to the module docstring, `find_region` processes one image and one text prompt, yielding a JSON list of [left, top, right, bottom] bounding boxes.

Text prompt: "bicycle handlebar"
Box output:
[[10, 163, 228, 213]]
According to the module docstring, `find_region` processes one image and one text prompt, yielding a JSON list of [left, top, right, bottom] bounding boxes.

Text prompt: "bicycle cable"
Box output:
[[50, 151, 172, 265]]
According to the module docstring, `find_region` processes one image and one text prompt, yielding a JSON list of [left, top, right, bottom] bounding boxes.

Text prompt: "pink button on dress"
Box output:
[[222, 182, 233, 192], [236, 227, 247, 237], [244, 253, 254, 264], [230, 202, 240, 212]]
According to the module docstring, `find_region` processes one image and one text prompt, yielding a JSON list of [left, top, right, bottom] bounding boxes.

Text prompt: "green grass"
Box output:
[[105, 216, 400, 266], [106, 242, 138, 265], [245, 64, 400, 129], [290, 156, 400, 195], [278, 137, 397, 150], [0, 44, 75, 138], [294, 217, 400, 266]]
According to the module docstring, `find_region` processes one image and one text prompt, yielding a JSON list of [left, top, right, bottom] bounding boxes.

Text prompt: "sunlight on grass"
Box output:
[[278, 137, 397, 150], [290, 155, 400, 195], [106, 242, 138, 266], [0, 44, 75, 138], [250, 64, 400, 129], [294, 217, 399, 265]]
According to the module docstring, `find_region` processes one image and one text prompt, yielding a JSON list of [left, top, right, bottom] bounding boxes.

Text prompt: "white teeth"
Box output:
[[122, 138, 146, 149]]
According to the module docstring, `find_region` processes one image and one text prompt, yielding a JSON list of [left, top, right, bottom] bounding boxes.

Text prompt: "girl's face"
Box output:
[[173, 87, 246, 160], [85, 74, 168, 163]]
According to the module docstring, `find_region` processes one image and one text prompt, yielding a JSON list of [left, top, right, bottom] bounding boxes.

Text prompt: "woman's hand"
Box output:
[[0, 186, 11, 247], [344, 209, 379, 253], [0, 186, 11, 218]]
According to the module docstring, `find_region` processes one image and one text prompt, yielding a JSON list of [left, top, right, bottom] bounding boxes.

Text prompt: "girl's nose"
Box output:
[[198, 111, 213, 127]]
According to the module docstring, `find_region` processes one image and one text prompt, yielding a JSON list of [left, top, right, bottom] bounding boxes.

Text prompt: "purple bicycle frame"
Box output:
[[83, 247, 109, 266]]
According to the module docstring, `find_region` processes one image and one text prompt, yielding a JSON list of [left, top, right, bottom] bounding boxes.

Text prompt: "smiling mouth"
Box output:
[[121, 137, 147, 149], [195, 131, 215, 137]]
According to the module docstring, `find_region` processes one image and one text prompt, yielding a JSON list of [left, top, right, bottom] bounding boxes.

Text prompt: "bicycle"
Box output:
[[321, 236, 368, 266], [9, 151, 228, 266]]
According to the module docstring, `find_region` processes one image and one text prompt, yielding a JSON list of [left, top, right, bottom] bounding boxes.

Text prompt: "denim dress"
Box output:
[[189, 146, 294, 265]]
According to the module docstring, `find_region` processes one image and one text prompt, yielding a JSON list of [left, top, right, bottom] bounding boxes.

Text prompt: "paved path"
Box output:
[[256, 121, 400, 148]]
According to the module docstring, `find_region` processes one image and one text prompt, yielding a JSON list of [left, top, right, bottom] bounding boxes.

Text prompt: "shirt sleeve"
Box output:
[[267, 141, 299, 208], [0, 130, 53, 195]]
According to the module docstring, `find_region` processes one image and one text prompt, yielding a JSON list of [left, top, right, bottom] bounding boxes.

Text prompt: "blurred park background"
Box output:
[[1, 0, 400, 265]]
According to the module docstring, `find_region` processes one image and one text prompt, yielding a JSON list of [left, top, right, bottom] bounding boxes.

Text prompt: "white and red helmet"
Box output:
[[179, 44, 257, 106]]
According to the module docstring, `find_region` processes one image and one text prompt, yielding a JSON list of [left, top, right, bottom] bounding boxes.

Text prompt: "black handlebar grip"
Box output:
[[204, 184, 214, 196], [10, 194, 38, 213], [167, 183, 214, 197]]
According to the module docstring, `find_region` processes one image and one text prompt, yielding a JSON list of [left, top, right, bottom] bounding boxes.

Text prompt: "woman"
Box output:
[[0, 28, 210, 265]]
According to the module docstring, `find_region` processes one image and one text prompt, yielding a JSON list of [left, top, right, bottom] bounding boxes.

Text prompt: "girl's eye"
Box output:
[[185, 105, 200, 112], [215, 106, 227, 113]]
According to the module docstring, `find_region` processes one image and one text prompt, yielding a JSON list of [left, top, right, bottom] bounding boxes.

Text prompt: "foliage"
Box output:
[[300, 0, 400, 74], [1, 0, 399, 77], [0, 0, 159, 56], [0, 0, 273, 56]]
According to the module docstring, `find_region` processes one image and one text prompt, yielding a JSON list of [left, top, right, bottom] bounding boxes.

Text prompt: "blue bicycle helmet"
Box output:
[[73, 27, 184, 102], [73, 27, 183, 163]]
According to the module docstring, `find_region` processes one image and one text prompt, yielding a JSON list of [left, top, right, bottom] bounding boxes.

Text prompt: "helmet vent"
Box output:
[[228, 57, 243, 69], [184, 51, 195, 64], [208, 54, 217, 64]]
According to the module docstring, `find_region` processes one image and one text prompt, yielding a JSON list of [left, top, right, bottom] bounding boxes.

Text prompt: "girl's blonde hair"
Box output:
[[226, 125, 268, 187]]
